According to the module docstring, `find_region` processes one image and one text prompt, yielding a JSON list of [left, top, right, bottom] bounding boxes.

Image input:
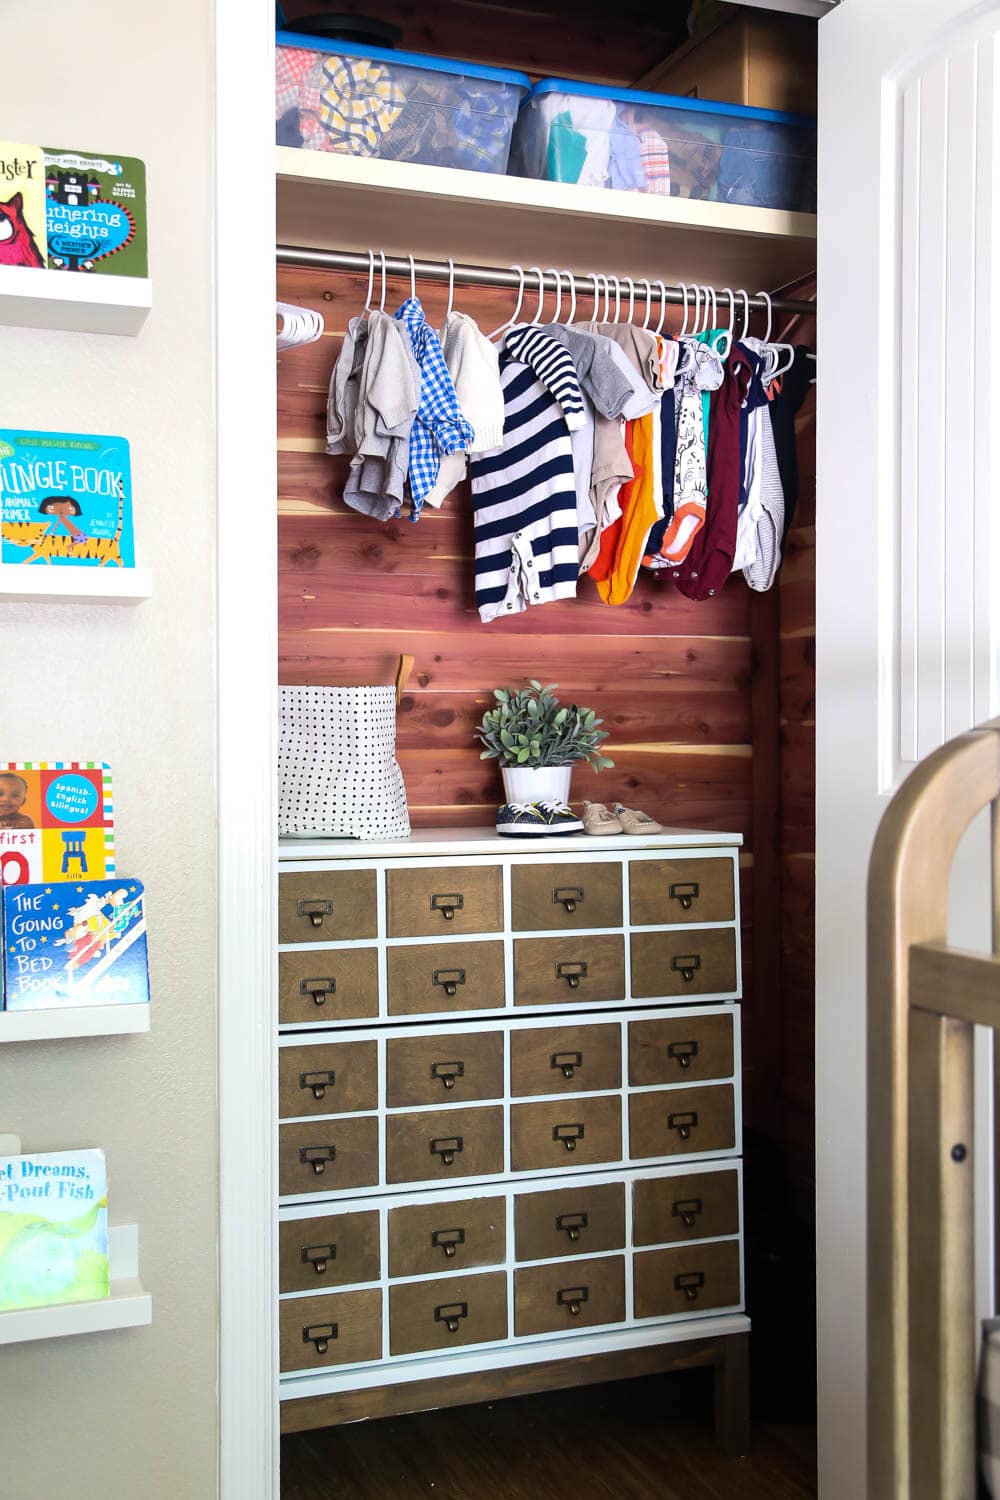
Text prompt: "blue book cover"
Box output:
[[0, 1149, 109, 1311], [0, 429, 135, 567], [2, 878, 148, 1011]]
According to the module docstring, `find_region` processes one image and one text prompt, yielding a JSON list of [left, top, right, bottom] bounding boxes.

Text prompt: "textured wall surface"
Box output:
[[0, 6, 218, 1498]]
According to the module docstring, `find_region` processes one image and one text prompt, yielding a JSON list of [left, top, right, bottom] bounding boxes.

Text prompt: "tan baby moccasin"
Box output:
[[612, 803, 664, 835], [582, 801, 624, 835]]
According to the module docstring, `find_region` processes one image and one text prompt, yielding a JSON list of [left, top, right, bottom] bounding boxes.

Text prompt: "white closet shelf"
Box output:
[[0, 1005, 149, 1043], [276, 147, 816, 291], [0, 1224, 151, 1345], [0, 565, 152, 604], [0, 264, 151, 336]]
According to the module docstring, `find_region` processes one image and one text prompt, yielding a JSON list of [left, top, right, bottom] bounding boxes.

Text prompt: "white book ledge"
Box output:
[[0, 1004, 150, 1043], [0, 264, 151, 336], [0, 1222, 152, 1346], [0, 565, 152, 604]]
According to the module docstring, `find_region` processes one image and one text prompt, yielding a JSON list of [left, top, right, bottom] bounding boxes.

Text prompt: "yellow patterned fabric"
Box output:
[[318, 56, 406, 156]]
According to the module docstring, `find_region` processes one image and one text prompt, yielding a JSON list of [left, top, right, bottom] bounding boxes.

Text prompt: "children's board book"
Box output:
[[0, 762, 115, 888], [0, 1149, 110, 1311], [0, 429, 135, 567], [0, 143, 47, 269], [44, 148, 148, 277], [2, 878, 148, 1012]]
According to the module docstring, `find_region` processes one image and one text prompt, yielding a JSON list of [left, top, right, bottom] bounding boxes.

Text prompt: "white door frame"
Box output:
[[215, 0, 280, 1496]]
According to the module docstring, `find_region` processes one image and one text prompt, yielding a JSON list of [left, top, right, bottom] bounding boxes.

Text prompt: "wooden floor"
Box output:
[[281, 1371, 817, 1499]]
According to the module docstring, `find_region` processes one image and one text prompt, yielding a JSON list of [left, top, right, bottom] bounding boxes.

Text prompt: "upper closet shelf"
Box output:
[[0, 265, 151, 336], [276, 148, 816, 293]]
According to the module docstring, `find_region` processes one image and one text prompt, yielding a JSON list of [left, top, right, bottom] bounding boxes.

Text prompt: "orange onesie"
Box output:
[[591, 413, 658, 605]]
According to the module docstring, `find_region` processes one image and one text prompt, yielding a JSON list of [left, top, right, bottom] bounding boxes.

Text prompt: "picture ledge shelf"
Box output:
[[0, 264, 151, 335], [0, 565, 153, 604], [0, 1222, 152, 1345], [0, 1005, 150, 1043]]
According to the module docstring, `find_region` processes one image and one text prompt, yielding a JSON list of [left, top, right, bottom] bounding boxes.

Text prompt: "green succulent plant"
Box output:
[[476, 681, 614, 772]]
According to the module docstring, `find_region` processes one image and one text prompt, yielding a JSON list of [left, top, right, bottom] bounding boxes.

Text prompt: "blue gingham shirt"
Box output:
[[394, 297, 474, 515]]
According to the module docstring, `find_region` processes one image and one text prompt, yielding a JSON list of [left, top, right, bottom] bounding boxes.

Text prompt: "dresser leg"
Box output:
[[714, 1332, 751, 1457]]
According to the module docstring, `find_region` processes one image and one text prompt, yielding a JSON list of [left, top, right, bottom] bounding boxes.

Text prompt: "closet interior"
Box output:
[[274, 0, 817, 1484]]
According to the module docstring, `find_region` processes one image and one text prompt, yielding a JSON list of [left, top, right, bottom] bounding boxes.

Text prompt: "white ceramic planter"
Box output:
[[501, 765, 572, 806]]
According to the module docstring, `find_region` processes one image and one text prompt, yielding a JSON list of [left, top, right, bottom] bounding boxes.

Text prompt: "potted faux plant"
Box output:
[[476, 681, 613, 806]]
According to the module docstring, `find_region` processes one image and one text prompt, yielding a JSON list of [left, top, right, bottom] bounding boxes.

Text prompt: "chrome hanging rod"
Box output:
[[275, 245, 815, 317]]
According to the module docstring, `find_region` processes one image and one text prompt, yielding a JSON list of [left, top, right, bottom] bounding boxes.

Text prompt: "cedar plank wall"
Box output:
[[276, 266, 815, 1152]]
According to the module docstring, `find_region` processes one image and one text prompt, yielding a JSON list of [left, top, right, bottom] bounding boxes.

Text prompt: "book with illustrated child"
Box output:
[[0, 1148, 110, 1311], [1, 878, 147, 1012], [43, 148, 148, 277], [0, 761, 115, 888], [0, 429, 135, 567]]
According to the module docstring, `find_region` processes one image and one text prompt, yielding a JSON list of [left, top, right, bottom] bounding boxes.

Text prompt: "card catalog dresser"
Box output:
[[276, 828, 750, 1449]]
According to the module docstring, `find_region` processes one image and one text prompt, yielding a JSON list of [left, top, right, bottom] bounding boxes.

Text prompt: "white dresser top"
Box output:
[[278, 826, 743, 861]]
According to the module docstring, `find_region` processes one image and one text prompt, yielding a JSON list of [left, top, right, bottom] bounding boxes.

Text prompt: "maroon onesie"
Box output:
[[673, 345, 751, 601]]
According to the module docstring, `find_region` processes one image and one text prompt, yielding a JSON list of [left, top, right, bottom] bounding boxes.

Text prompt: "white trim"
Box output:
[[216, 1, 279, 1497]]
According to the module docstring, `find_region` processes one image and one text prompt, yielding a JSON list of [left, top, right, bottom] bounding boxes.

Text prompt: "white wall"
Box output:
[[0, 5, 218, 1498]]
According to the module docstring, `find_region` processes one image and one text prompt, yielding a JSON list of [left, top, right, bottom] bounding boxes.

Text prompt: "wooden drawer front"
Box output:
[[385, 1106, 504, 1185], [514, 1255, 626, 1336], [386, 940, 505, 1017], [279, 947, 378, 1025], [628, 1085, 736, 1160], [279, 1040, 377, 1118], [511, 862, 623, 932], [388, 1196, 505, 1278], [387, 865, 502, 938], [389, 1271, 507, 1356], [279, 1117, 379, 1196], [386, 1030, 504, 1107], [510, 1095, 622, 1173], [278, 870, 377, 944], [279, 1211, 380, 1292], [280, 1288, 382, 1373], [629, 858, 735, 927], [630, 929, 737, 1000], [515, 1183, 625, 1262], [633, 1170, 740, 1247], [510, 1022, 621, 1097], [514, 935, 626, 1009], [633, 1240, 741, 1319], [628, 1013, 734, 1087]]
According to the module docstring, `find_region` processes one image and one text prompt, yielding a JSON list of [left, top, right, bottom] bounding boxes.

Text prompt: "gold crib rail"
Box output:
[[868, 718, 1000, 1499]]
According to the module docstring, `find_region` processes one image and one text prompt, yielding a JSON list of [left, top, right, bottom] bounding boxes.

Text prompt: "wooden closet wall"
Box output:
[[276, 266, 816, 1204]]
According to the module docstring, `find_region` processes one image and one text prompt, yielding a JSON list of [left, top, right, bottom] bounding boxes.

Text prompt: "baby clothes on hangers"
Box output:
[[394, 296, 474, 518], [768, 345, 812, 543], [730, 340, 767, 571], [422, 311, 504, 508], [326, 312, 369, 455], [502, 324, 587, 430], [342, 310, 420, 521], [674, 343, 752, 601], [743, 402, 785, 591]]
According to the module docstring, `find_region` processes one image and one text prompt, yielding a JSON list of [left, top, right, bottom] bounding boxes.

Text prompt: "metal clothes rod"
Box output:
[[275, 245, 816, 317]]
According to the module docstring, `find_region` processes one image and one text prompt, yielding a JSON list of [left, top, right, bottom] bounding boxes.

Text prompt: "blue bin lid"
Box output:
[[276, 29, 532, 92], [527, 77, 815, 128]]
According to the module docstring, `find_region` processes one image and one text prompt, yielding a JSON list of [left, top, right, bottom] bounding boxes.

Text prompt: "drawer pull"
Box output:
[[299, 976, 336, 1006], [557, 1285, 589, 1317], [556, 1211, 588, 1243], [430, 1059, 465, 1091], [435, 1301, 469, 1334], [431, 892, 464, 922], [553, 1122, 585, 1153], [299, 1144, 336, 1175], [430, 1135, 463, 1166], [671, 954, 702, 983], [669, 881, 700, 911], [667, 1110, 699, 1142], [675, 1271, 705, 1302], [302, 1321, 338, 1354], [300, 1242, 336, 1275], [672, 1197, 703, 1229], [431, 1226, 466, 1259], [297, 898, 333, 930], [432, 967, 466, 998], [667, 1040, 699, 1070], [553, 886, 584, 914], [551, 1049, 583, 1080], [299, 1069, 336, 1101], [556, 960, 588, 990]]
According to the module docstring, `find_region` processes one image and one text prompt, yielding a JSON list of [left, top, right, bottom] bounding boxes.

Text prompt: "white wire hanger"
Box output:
[[276, 299, 324, 350], [487, 264, 526, 341]]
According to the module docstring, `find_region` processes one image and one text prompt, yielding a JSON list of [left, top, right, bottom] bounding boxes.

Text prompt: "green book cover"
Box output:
[[43, 148, 147, 278], [0, 1148, 110, 1311]]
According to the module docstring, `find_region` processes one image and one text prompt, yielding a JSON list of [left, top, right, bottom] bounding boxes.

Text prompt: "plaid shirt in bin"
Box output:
[[393, 297, 474, 515], [319, 55, 406, 156]]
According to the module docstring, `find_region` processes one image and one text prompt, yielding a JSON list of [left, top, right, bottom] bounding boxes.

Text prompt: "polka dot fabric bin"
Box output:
[[278, 685, 411, 840]]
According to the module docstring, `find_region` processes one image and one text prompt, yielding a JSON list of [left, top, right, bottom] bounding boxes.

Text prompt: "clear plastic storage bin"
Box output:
[[276, 32, 531, 174], [510, 80, 816, 213]]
